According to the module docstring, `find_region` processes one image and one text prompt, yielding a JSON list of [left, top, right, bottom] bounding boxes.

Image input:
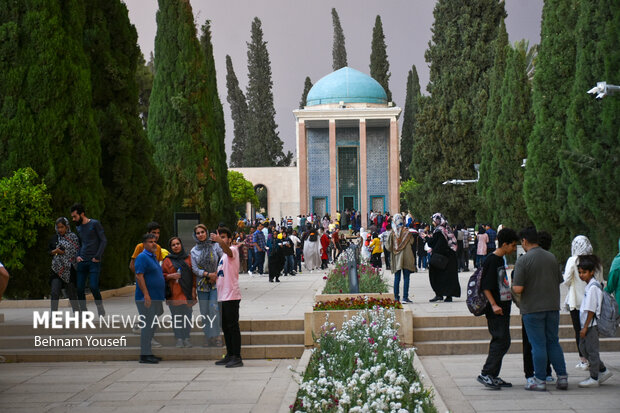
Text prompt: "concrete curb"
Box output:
[[414, 350, 450, 413], [278, 348, 312, 413], [0, 285, 135, 308]]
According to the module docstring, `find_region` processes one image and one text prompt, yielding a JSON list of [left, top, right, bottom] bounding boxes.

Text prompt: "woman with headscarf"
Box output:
[[386, 214, 416, 303], [563, 235, 604, 369], [163, 237, 195, 348], [302, 225, 322, 271], [427, 213, 460, 302], [48, 217, 80, 312], [605, 238, 620, 309], [191, 224, 223, 347]]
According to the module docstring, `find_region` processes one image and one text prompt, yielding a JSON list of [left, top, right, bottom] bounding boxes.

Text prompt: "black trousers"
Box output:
[[569, 309, 584, 358], [222, 300, 241, 358], [522, 318, 552, 378], [482, 312, 511, 377]]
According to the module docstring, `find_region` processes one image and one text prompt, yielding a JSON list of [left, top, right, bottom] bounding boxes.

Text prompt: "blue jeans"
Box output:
[[254, 251, 265, 274], [76, 261, 102, 311], [284, 255, 295, 274], [393, 269, 411, 301], [136, 300, 163, 356], [169, 304, 193, 339], [198, 289, 221, 338], [522, 311, 567, 380], [295, 248, 302, 272], [417, 255, 427, 270], [247, 248, 255, 272]]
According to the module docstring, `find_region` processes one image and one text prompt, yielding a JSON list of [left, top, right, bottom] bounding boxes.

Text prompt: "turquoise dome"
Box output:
[[306, 67, 387, 106]]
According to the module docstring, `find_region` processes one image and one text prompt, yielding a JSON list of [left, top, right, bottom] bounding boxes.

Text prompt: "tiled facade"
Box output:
[[366, 127, 389, 212]]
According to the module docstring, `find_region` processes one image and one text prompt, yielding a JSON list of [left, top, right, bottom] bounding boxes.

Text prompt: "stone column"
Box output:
[[298, 120, 308, 215], [389, 119, 400, 215], [329, 120, 337, 218], [359, 119, 368, 229]]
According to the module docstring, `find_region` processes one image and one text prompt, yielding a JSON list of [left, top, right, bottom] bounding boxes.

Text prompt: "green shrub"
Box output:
[[322, 261, 388, 294]]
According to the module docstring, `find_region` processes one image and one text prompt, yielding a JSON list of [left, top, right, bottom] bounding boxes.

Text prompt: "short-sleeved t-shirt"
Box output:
[[131, 243, 164, 262], [513, 247, 562, 314], [481, 253, 511, 316], [134, 250, 165, 301], [580, 278, 603, 328], [216, 246, 241, 302]]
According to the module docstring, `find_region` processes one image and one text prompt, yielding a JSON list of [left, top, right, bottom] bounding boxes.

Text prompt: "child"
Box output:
[[212, 227, 243, 368], [577, 254, 612, 387], [369, 232, 383, 269]]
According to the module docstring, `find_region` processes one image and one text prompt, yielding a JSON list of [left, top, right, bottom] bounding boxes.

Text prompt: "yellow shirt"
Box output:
[[131, 243, 164, 262], [370, 238, 383, 254]]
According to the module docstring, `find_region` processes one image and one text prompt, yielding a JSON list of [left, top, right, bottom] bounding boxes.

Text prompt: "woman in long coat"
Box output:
[[386, 214, 416, 303], [427, 213, 460, 302]]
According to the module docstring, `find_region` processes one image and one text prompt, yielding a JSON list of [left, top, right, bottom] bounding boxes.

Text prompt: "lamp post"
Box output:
[[587, 81, 620, 99], [442, 164, 480, 185]]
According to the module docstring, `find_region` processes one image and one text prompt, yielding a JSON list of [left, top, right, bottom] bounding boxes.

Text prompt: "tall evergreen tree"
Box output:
[[299, 76, 313, 109], [369, 15, 392, 103], [488, 42, 533, 229], [244, 17, 291, 167], [331, 8, 348, 71], [148, 0, 232, 228], [477, 18, 509, 224], [563, 0, 620, 265], [0, 0, 105, 296], [83, 0, 162, 288], [524, 0, 578, 260], [226, 55, 249, 167], [136, 51, 154, 130], [199, 20, 235, 226], [411, 0, 505, 224], [400, 65, 421, 182]]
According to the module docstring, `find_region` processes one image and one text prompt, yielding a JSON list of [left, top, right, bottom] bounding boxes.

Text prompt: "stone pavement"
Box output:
[[1, 264, 619, 412]]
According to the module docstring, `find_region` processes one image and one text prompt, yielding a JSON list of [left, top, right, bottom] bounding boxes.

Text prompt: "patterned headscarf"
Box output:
[[51, 217, 80, 283], [431, 212, 457, 252], [571, 235, 593, 257], [391, 214, 412, 254]]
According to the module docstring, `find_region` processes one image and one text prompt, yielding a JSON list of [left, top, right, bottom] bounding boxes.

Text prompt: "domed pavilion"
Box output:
[[293, 67, 402, 227]]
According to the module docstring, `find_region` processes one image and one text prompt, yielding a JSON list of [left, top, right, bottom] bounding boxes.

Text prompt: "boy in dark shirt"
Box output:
[[477, 228, 519, 390]]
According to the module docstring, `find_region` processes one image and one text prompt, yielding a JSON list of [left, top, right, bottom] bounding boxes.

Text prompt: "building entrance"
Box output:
[[338, 147, 358, 211]]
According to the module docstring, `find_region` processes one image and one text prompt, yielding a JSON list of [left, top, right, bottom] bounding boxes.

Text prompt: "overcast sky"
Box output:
[[124, 0, 544, 158]]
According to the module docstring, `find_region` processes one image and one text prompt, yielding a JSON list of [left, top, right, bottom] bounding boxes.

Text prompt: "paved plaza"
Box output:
[[1, 267, 618, 412]]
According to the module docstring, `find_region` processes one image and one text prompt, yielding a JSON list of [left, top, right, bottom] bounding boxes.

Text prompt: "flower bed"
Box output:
[[322, 261, 388, 294], [313, 297, 402, 311], [292, 308, 436, 412]]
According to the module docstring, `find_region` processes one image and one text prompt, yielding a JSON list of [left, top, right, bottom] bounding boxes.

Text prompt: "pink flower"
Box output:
[[323, 276, 327, 280], [393, 335, 398, 340]]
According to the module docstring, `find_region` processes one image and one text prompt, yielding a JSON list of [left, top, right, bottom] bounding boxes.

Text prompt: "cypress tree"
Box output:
[[136, 51, 154, 130], [524, 0, 578, 260], [299, 76, 313, 109], [199, 20, 235, 227], [244, 17, 291, 167], [369, 15, 392, 103], [488, 42, 533, 230], [83, 0, 163, 288], [412, 0, 505, 224], [0, 0, 105, 297], [400, 65, 421, 182], [564, 0, 620, 265], [477, 18, 509, 224], [148, 0, 232, 228], [331, 8, 348, 71], [226, 55, 249, 168]]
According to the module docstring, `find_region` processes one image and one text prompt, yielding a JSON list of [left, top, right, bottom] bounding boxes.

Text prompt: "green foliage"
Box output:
[[299, 76, 313, 109], [226, 55, 249, 167], [322, 261, 388, 294], [400, 65, 421, 182], [136, 51, 154, 130], [412, 0, 505, 224], [228, 171, 259, 215], [563, 0, 620, 267], [487, 43, 533, 230], [148, 0, 233, 229], [400, 177, 421, 216], [369, 15, 392, 103], [0, 168, 52, 270], [244, 17, 292, 167], [83, 0, 162, 289], [524, 0, 578, 262], [331, 8, 348, 71], [478, 19, 509, 224]]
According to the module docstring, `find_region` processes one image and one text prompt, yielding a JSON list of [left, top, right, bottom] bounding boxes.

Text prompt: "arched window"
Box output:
[[253, 184, 268, 219]]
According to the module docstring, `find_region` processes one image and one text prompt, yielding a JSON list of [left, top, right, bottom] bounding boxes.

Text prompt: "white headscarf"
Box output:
[[571, 235, 593, 257]]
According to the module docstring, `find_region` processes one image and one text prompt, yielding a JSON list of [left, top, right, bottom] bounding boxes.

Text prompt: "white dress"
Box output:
[[303, 239, 322, 270]]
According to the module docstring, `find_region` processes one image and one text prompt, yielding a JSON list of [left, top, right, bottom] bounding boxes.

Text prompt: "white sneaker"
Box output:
[[599, 369, 613, 384], [151, 338, 162, 348], [575, 361, 589, 370], [578, 377, 599, 388]]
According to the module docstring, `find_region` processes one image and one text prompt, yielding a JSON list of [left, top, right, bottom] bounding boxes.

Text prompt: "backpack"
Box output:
[[466, 267, 488, 316], [596, 283, 620, 338]]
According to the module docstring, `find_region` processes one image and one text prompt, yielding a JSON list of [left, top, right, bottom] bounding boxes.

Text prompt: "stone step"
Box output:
[[0, 343, 305, 363], [412, 314, 573, 328], [0, 330, 305, 348], [414, 337, 620, 356], [413, 325, 584, 342]]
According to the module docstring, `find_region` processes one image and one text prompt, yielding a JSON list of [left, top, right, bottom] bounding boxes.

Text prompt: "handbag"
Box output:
[[429, 252, 448, 270]]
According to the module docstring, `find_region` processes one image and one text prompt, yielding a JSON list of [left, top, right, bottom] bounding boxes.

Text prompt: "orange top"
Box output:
[[162, 256, 195, 304], [132, 243, 165, 261]]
